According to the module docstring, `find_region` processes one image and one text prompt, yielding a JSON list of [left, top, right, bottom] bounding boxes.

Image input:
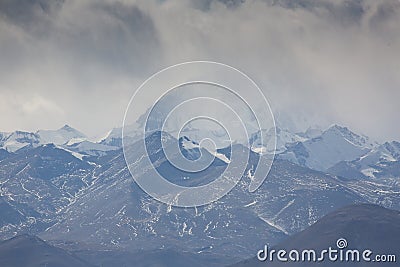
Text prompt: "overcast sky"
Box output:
[[0, 0, 399, 142]]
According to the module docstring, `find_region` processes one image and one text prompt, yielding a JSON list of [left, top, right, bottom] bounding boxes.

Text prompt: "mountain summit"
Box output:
[[279, 125, 375, 171], [37, 124, 86, 145]]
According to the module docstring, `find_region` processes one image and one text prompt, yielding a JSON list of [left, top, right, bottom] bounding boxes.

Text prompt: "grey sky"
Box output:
[[0, 0, 399, 142]]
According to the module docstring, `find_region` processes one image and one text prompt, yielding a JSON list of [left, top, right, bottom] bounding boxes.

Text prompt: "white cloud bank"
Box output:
[[0, 0, 399, 141]]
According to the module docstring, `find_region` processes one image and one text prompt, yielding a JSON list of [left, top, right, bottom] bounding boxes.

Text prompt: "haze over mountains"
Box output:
[[0, 123, 399, 266]]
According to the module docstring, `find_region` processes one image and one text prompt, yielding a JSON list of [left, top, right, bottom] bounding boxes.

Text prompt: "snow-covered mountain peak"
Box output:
[[250, 126, 306, 154], [323, 124, 374, 148], [1, 131, 40, 152], [325, 124, 356, 139], [279, 124, 374, 171], [61, 124, 75, 131], [36, 125, 86, 145]]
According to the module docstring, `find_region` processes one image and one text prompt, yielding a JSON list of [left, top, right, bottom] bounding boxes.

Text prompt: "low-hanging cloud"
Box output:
[[0, 0, 399, 142]]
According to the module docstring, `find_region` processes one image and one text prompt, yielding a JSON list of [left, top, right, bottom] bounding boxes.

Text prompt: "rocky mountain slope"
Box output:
[[232, 204, 400, 266], [0, 124, 399, 265]]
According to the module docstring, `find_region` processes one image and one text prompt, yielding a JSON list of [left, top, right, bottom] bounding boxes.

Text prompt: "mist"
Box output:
[[0, 0, 399, 142]]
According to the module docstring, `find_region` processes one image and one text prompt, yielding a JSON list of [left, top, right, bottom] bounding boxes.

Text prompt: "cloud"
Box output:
[[0, 0, 161, 136], [0, 0, 399, 141]]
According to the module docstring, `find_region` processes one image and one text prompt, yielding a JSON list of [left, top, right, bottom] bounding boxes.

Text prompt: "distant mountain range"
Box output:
[[1, 123, 398, 178], [0, 124, 399, 266]]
